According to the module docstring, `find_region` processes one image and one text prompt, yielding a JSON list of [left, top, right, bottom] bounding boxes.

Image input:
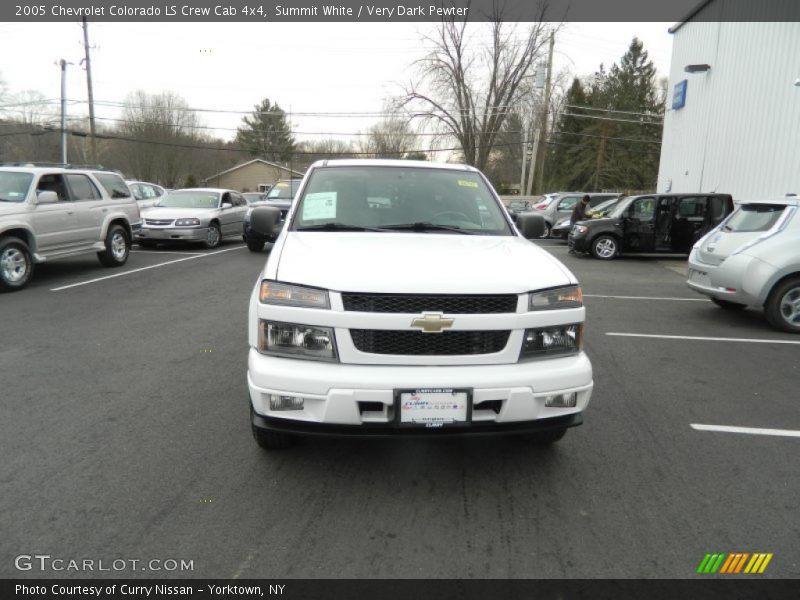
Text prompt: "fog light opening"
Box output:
[[543, 392, 578, 408], [268, 394, 305, 411]]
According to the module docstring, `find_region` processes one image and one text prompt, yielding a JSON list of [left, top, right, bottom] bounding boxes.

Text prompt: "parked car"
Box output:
[[245, 159, 592, 449], [551, 195, 624, 239], [506, 200, 532, 220], [243, 192, 267, 204], [568, 193, 734, 260], [136, 188, 248, 249], [242, 179, 301, 252], [126, 180, 166, 209], [0, 164, 140, 291], [531, 192, 620, 238], [687, 197, 800, 332]]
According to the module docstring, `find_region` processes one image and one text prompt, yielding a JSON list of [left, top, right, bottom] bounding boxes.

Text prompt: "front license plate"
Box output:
[[397, 388, 470, 428]]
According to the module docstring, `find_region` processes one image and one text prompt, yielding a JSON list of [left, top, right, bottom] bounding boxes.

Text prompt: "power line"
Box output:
[[558, 112, 663, 126], [563, 104, 664, 119], [551, 129, 661, 145]]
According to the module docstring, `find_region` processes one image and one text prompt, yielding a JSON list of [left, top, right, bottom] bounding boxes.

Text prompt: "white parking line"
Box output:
[[585, 294, 705, 302], [691, 423, 800, 438], [132, 249, 205, 256], [606, 332, 800, 345], [51, 246, 246, 291]]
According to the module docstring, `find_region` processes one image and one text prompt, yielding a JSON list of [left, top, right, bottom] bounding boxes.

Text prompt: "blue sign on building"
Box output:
[[672, 79, 688, 110]]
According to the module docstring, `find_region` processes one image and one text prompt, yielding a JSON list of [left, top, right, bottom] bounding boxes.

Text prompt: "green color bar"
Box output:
[[697, 554, 712, 574], [710, 553, 726, 573]]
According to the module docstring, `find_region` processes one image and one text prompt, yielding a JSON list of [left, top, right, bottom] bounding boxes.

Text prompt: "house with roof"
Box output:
[[203, 159, 304, 192]]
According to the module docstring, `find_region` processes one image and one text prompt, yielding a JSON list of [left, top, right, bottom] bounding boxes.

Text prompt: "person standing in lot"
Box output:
[[568, 195, 591, 254]]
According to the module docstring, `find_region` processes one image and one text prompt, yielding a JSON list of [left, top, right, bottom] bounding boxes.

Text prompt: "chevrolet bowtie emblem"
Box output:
[[411, 313, 454, 333]]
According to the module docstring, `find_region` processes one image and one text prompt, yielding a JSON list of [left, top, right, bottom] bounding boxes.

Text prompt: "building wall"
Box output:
[[206, 162, 300, 191], [658, 21, 800, 201]]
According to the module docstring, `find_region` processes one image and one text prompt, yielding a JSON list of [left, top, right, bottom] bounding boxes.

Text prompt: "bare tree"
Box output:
[[357, 115, 416, 158], [402, 2, 554, 170], [111, 91, 202, 186]]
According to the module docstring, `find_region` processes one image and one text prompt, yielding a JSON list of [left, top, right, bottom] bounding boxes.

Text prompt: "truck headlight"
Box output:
[[529, 285, 583, 311], [258, 320, 338, 361], [259, 281, 330, 308], [520, 324, 582, 359], [175, 218, 201, 226]]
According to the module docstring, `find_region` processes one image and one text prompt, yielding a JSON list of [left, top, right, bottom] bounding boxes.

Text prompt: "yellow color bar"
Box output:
[[758, 553, 773, 574], [744, 554, 761, 574]]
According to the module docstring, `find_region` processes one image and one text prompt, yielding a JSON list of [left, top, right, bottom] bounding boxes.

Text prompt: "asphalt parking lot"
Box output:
[[1, 238, 797, 579]]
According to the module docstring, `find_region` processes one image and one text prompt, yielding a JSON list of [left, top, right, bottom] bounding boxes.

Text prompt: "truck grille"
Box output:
[[350, 329, 510, 355], [341, 293, 517, 314], [144, 218, 174, 226]]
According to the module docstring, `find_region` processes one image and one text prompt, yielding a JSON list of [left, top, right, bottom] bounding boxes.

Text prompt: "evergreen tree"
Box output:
[[235, 98, 295, 163], [547, 39, 663, 192]]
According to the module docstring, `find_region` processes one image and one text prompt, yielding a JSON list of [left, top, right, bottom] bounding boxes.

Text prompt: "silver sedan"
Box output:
[[136, 188, 248, 248]]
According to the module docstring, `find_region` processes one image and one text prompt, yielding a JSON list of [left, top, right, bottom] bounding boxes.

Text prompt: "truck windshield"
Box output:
[[267, 181, 300, 200], [292, 166, 512, 235], [0, 172, 33, 202]]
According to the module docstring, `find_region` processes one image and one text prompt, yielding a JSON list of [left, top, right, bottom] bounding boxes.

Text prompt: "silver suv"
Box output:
[[0, 164, 141, 292]]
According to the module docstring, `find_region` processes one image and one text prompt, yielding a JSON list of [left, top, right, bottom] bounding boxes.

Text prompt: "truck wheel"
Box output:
[[590, 235, 619, 260], [711, 298, 746, 310], [526, 427, 567, 445], [97, 225, 130, 267], [247, 239, 265, 252], [252, 423, 295, 450], [0, 237, 34, 292], [765, 277, 800, 333]]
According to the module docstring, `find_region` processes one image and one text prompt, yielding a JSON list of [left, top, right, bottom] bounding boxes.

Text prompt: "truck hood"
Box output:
[[0, 202, 28, 217], [274, 232, 575, 294]]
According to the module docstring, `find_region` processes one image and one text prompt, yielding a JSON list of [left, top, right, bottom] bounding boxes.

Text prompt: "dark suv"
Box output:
[[243, 179, 301, 252], [568, 193, 734, 260]]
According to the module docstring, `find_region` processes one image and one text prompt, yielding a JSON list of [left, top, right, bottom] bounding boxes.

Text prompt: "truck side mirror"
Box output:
[[250, 206, 282, 236], [35, 191, 59, 205], [515, 213, 546, 239]]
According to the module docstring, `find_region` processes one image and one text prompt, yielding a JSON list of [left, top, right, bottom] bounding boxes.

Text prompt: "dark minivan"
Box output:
[[568, 193, 734, 260]]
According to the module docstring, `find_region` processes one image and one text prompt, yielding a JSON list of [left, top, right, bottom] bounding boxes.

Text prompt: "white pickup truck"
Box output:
[[246, 160, 593, 449]]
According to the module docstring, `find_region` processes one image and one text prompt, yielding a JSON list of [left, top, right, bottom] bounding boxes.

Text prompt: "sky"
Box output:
[[0, 21, 674, 154]]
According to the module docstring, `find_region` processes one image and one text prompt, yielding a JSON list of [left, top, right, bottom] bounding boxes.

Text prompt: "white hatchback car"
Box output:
[[687, 197, 800, 332]]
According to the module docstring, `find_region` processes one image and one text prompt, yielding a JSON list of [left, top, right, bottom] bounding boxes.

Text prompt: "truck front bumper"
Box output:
[[248, 348, 593, 435]]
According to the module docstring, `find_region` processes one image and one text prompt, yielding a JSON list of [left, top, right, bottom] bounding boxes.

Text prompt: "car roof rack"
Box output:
[[0, 162, 111, 170]]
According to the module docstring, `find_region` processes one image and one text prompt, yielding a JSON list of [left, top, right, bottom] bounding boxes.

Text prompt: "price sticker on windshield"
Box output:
[[302, 192, 337, 220], [457, 180, 478, 188]]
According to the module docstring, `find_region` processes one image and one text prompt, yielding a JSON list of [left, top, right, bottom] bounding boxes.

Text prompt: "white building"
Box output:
[[657, 3, 800, 201]]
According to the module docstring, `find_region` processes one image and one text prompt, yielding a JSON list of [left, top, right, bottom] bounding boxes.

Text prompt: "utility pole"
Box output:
[[519, 119, 528, 194], [59, 59, 68, 164], [82, 16, 98, 164], [533, 31, 555, 194]]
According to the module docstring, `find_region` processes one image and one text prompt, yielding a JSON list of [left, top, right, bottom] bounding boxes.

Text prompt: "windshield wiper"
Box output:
[[381, 222, 478, 235], [295, 223, 387, 232]]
